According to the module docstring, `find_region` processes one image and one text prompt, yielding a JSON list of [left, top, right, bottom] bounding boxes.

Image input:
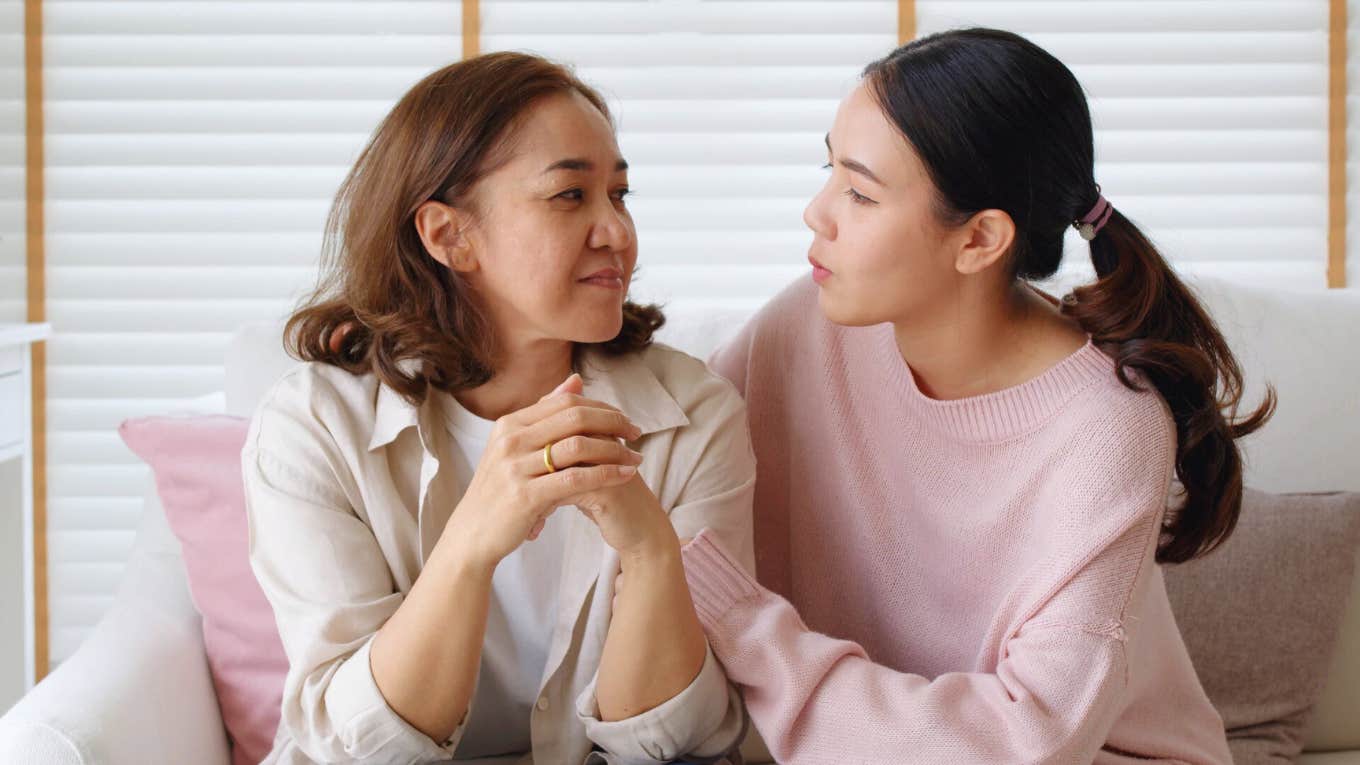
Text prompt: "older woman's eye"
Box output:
[[556, 188, 584, 201]]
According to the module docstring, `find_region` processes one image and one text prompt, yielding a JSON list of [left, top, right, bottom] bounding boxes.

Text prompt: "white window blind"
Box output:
[[1, 0, 23, 325], [42, 1, 461, 667], [919, 0, 1333, 290]]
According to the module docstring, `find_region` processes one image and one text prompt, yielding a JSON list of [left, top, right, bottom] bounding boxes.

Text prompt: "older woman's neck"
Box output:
[[454, 337, 575, 421]]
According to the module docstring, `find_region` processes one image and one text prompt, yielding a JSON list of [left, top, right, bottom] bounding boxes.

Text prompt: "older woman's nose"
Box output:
[[588, 201, 634, 252]]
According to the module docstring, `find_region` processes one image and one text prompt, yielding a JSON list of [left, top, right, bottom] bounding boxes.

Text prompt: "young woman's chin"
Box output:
[[814, 277, 882, 328]]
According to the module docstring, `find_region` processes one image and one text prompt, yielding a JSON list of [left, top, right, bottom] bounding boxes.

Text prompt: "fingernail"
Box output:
[[629, 449, 644, 462], [619, 465, 637, 476]]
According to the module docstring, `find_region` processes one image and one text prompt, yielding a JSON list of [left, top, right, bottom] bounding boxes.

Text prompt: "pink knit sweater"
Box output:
[[680, 278, 1232, 765]]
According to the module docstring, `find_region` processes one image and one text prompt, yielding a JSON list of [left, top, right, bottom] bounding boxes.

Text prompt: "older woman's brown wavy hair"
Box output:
[[283, 52, 664, 407]]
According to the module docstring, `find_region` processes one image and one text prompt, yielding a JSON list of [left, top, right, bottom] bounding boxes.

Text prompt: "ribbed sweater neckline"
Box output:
[[875, 323, 1113, 444]]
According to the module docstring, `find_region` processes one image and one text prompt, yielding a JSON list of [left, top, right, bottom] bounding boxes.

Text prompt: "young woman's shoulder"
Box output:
[[708, 275, 847, 395], [747, 275, 826, 341], [1064, 351, 1179, 494]]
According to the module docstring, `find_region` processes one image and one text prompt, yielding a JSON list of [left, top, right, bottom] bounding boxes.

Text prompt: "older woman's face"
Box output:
[[459, 90, 637, 349]]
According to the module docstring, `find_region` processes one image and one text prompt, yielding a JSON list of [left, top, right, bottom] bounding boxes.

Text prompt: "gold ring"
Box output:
[[543, 442, 557, 473]]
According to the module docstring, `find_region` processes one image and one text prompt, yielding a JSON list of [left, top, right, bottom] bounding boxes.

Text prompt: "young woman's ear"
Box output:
[[953, 208, 1016, 275], [414, 199, 476, 273]]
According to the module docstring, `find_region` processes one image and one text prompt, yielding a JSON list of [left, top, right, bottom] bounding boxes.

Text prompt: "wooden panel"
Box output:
[[24, 0, 48, 683], [463, 0, 479, 58], [1328, 0, 1348, 287]]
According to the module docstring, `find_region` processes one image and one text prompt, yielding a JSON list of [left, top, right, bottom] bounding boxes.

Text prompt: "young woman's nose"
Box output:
[[803, 181, 836, 241]]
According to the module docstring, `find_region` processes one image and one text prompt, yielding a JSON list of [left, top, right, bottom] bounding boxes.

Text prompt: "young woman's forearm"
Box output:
[[595, 541, 707, 721], [369, 534, 494, 745]]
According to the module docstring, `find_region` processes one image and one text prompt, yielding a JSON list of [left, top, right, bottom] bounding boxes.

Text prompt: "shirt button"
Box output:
[[536, 696, 550, 711]]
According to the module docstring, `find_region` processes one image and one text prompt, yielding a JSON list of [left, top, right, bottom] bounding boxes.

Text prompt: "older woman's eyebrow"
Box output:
[[542, 158, 629, 174], [824, 132, 885, 186]]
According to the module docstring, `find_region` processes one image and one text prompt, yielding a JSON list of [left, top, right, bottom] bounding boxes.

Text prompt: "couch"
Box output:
[[1, 274, 1357, 764]]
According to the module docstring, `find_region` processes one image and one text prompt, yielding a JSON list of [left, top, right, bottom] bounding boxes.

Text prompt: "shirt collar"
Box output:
[[366, 347, 690, 453]]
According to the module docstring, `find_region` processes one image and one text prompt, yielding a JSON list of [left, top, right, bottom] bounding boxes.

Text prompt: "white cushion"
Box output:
[[1183, 276, 1360, 494]]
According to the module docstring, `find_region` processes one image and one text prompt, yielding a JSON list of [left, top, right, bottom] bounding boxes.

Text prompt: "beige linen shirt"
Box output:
[[241, 342, 756, 765]]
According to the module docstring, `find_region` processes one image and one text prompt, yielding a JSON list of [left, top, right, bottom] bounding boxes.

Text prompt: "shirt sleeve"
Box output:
[[243, 415, 471, 763], [574, 370, 757, 764], [575, 644, 745, 765]]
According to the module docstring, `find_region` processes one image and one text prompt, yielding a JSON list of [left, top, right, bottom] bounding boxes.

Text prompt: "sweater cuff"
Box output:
[[681, 528, 764, 628]]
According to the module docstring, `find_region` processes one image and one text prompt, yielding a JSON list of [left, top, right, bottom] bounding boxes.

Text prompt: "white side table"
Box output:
[[0, 322, 51, 712]]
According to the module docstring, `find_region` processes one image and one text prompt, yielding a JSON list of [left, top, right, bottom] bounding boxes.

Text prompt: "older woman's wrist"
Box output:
[[621, 526, 682, 569]]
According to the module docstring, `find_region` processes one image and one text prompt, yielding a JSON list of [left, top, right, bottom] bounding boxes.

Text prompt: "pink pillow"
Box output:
[[119, 414, 287, 765]]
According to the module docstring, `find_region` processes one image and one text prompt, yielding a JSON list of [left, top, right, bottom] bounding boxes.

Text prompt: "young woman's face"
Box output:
[[804, 83, 959, 327], [461, 90, 637, 347]]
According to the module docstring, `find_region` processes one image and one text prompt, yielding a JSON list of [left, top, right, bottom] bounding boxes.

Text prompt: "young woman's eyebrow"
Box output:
[[824, 133, 885, 186], [541, 158, 629, 174]]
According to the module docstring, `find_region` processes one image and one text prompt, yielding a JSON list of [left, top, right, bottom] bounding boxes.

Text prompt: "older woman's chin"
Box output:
[[562, 312, 626, 345]]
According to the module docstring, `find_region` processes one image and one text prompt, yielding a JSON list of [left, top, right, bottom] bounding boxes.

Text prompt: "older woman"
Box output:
[[242, 53, 753, 765]]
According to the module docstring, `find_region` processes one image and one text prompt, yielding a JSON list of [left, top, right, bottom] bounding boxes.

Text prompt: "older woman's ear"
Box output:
[[414, 199, 475, 273]]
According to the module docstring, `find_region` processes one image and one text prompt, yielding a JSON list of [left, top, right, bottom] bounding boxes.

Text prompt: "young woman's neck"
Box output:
[[454, 335, 575, 421], [891, 278, 1085, 401]]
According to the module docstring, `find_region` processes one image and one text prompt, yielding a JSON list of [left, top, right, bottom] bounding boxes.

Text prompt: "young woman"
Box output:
[[674, 28, 1274, 764], [241, 53, 753, 765]]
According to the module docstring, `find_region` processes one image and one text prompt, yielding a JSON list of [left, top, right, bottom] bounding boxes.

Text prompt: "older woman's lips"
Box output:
[[809, 256, 832, 284], [579, 269, 625, 289]]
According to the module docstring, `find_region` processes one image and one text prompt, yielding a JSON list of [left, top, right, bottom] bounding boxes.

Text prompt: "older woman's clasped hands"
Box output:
[[441, 371, 691, 579]]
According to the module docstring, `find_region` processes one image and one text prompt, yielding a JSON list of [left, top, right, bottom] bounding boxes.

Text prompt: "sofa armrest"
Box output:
[[0, 489, 231, 765]]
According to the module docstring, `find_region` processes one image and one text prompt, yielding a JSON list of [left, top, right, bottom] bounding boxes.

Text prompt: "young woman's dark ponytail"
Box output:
[[865, 28, 1275, 564], [1065, 205, 1276, 563]]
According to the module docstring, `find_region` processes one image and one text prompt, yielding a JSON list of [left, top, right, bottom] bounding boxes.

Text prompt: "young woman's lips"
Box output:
[[809, 256, 832, 284], [579, 270, 624, 290]]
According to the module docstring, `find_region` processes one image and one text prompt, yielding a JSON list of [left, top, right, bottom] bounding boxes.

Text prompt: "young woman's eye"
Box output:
[[612, 187, 631, 203], [844, 188, 876, 206], [821, 161, 832, 170]]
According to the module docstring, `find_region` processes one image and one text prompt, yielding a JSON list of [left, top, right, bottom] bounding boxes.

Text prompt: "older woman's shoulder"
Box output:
[[611, 344, 753, 444], [244, 359, 388, 458], [253, 359, 379, 417], [638, 342, 743, 409]]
